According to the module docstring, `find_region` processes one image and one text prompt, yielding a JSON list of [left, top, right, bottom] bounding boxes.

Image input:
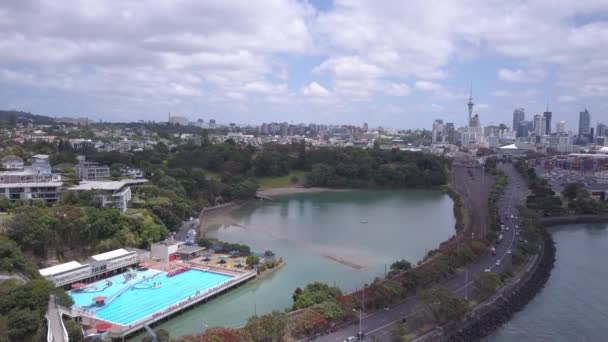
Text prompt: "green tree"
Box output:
[[65, 319, 84, 342], [420, 286, 468, 324], [562, 182, 585, 200], [475, 272, 502, 299], [246, 255, 260, 268], [244, 311, 288, 342], [6, 308, 40, 341], [388, 259, 412, 277], [7, 206, 57, 257], [292, 282, 342, 309]]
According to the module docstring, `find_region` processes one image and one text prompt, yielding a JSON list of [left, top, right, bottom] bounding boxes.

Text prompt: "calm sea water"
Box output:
[[488, 223, 608, 342], [133, 190, 455, 339]]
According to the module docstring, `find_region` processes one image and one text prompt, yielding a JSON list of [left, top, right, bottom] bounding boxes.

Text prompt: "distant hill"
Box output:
[[0, 110, 56, 125]]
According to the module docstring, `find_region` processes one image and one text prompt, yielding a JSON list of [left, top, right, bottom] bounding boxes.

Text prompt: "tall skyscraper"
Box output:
[[432, 119, 445, 143], [578, 109, 591, 143], [597, 123, 606, 137], [533, 114, 544, 136], [543, 105, 552, 135], [512, 108, 525, 134], [467, 84, 474, 126], [445, 122, 455, 144], [517, 121, 532, 138]]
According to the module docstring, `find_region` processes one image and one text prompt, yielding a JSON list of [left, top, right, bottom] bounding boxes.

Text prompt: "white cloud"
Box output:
[[558, 95, 577, 103], [301, 82, 330, 97], [498, 68, 545, 83], [314, 56, 385, 79], [415, 81, 442, 91], [492, 90, 511, 97]]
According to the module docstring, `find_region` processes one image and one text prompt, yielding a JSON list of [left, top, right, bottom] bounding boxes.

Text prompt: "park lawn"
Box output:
[[256, 170, 306, 188]]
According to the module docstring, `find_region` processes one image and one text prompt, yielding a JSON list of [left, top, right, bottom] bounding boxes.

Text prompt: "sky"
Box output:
[[0, 0, 608, 130]]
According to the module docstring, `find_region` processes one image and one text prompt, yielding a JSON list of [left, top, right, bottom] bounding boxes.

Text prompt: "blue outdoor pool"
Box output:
[[69, 269, 233, 325]]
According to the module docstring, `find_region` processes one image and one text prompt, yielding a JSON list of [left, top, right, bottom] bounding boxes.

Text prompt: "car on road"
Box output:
[[495, 260, 501, 266], [484, 268, 491, 272], [507, 249, 512, 254], [490, 247, 496, 256], [505, 227, 510, 231], [344, 337, 357, 342]]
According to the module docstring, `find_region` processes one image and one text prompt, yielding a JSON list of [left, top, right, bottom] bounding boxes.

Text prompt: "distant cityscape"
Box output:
[[429, 89, 605, 154]]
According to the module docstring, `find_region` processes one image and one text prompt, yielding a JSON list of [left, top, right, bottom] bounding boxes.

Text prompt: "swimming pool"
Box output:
[[69, 269, 233, 325]]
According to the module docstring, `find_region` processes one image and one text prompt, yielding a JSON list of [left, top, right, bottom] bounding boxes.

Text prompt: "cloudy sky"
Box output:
[[1, 0, 607, 129]]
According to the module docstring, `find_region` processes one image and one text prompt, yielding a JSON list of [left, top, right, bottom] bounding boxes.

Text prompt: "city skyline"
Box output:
[[0, 1, 607, 128]]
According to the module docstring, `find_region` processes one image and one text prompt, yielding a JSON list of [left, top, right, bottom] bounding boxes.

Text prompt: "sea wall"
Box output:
[[540, 214, 608, 227], [441, 226, 556, 341]]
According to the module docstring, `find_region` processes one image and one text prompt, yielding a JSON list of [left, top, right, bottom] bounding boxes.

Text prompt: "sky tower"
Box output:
[[467, 83, 474, 127]]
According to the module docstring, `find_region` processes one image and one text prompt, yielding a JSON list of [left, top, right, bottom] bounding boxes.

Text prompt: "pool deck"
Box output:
[[73, 265, 256, 338]]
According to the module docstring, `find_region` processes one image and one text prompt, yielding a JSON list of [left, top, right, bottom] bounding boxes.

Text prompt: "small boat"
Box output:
[[360, 220, 368, 224]]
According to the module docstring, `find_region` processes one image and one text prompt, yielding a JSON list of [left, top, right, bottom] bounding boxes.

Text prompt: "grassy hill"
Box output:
[[0, 110, 56, 126]]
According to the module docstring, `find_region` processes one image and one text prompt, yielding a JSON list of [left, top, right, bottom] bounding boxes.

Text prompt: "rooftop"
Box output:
[[39, 261, 87, 277], [153, 239, 184, 247], [0, 182, 63, 188], [68, 179, 148, 191], [1, 155, 23, 162], [91, 248, 133, 261], [177, 245, 205, 254]]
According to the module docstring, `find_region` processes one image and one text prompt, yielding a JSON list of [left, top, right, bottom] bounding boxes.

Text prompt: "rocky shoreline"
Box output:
[[445, 226, 556, 341]]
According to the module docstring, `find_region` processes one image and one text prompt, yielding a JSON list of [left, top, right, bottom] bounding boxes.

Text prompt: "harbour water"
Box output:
[[139, 190, 455, 338], [488, 223, 608, 341]]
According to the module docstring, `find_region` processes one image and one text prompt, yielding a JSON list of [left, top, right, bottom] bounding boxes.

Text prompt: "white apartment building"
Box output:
[[0, 155, 24, 170], [39, 248, 140, 287], [67, 179, 147, 212], [0, 169, 62, 203], [75, 161, 111, 180]]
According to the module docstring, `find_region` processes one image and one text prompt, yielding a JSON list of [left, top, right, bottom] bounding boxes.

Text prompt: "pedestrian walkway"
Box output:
[[46, 294, 67, 342]]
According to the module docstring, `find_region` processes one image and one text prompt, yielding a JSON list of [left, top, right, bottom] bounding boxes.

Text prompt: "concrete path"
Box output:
[[46, 294, 67, 342]]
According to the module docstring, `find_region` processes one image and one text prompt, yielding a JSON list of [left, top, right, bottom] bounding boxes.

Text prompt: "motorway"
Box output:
[[309, 162, 529, 342]]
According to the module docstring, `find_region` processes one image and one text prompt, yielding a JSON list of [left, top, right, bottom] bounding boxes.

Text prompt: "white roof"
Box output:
[[0, 182, 62, 188], [68, 179, 148, 191], [599, 146, 608, 153], [91, 248, 133, 261], [39, 261, 87, 276], [32, 154, 49, 160], [499, 144, 519, 150]]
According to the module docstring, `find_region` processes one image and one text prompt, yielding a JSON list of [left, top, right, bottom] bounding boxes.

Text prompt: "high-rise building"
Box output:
[[533, 114, 546, 136], [512, 108, 525, 134], [445, 122, 455, 144], [543, 106, 552, 135], [432, 119, 445, 143], [517, 121, 533, 138], [578, 109, 591, 143], [363, 122, 369, 132], [597, 123, 607, 137], [556, 121, 566, 134]]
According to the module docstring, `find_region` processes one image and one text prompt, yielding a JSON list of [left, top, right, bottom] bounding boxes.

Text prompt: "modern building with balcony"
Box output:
[[0, 155, 24, 170], [0, 169, 63, 204], [75, 160, 111, 180], [67, 179, 148, 212]]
